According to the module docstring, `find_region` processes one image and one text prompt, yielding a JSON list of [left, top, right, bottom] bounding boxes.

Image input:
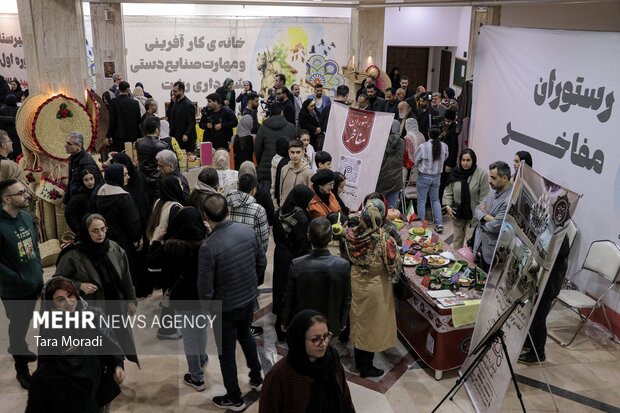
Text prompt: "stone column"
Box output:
[[357, 9, 386, 71], [348, 9, 385, 92], [466, 6, 501, 81], [16, 0, 89, 103], [90, 2, 126, 95]]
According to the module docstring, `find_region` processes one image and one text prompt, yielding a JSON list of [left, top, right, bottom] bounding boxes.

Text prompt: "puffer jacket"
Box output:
[[197, 221, 267, 311]]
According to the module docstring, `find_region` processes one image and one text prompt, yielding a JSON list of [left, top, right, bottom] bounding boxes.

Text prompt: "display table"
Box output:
[[395, 226, 482, 380]]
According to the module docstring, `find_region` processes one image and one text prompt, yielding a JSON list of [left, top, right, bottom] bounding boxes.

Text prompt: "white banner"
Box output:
[[323, 102, 395, 211], [0, 14, 27, 89], [123, 16, 349, 116], [469, 26, 620, 302], [463, 165, 580, 412]]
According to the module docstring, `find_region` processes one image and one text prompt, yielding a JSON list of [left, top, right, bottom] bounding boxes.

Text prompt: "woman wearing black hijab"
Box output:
[[55, 213, 139, 365], [64, 167, 104, 237], [332, 172, 350, 216], [146, 174, 188, 339], [442, 148, 489, 248], [111, 153, 151, 297], [259, 310, 355, 413], [146, 174, 187, 241], [147, 207, 208, 389], [272, 184, 314, 341], [93, 164, 143, 260], [298, 99, 322, 149]]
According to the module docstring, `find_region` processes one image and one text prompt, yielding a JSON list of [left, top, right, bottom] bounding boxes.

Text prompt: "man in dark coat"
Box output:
[[281, 217, 351, 334], [254, 102, 297, 187], [199, 93, 238, 150], [276, 86, 296, 125], [198, 194, 265, 410], [439, 109, 460, 201], [64, 131, 102, 205], [168, 81, 197, 152], [106, 81, 141, 152], [135, 117, 170, 208]]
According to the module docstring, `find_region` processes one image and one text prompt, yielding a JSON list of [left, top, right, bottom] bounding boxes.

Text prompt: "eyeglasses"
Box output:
[[89, 227, 108, 235], [6, 190, 28, 197], [306, 332, 333, 346]]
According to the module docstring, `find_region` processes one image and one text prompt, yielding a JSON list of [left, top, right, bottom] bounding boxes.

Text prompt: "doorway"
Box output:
[[386, 46, 429, 90], [438, 49, 452, 93]]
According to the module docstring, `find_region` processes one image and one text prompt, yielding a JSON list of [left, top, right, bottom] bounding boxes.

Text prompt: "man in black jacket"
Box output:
[[64, 131, 102, 205], [106, 81, 141, 152], [254, 102, 297, 187], [276, 86, 296, 125], [198, 194, 265, 410], [199, 93, 238, 150], [168, 81, 197, 152], [281, 217, 351, 334], [136, 117, 170, 207]]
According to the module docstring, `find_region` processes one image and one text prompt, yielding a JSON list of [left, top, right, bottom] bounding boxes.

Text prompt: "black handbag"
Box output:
[[393, 272, 413, 300]]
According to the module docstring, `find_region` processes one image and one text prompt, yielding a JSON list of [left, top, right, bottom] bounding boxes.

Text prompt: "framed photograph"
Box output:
[[453, 58, 467, 87], [103, 61, 115, 79]]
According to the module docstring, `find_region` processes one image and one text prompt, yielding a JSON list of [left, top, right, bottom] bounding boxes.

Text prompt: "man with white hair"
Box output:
[[156, 149, 190, 198], [110, 73, 123, 98], [63, 131, 101, 205]]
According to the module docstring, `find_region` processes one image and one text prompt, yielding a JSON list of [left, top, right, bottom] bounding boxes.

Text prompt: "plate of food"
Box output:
[[425, 255, 450, 268], [409, 226, 432, 237], [403, 255, 422, 266]]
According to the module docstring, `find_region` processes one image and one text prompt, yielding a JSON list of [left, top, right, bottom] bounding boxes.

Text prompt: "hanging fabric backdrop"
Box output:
[[469, 25, 620, 301], [124, 16, 350, 115]]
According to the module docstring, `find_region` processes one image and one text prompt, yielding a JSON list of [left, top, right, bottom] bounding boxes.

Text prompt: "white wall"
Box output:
[[383, 6, 471, 92], [122, 3, 351, 18]]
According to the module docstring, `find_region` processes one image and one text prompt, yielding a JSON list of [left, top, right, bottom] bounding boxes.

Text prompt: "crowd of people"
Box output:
[[0, 67, 558, 412]]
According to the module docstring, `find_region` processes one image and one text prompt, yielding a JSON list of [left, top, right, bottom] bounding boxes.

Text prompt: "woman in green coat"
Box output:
[[442, 149, 489, 249], [55, 213, 139, 365]]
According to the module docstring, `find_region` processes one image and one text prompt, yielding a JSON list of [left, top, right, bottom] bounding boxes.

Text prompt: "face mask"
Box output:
[[399, 111, 406, 119]]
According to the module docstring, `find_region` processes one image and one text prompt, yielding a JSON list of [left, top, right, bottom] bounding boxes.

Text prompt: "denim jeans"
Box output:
[[416, 173, 442, 225], [382, 190, 401, 210], [178, 310, 208, 382], [214, 302, 262, 401]]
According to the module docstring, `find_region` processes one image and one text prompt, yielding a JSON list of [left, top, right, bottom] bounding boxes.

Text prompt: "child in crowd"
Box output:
[[298, 129, 316, 172], [314, 151, 332, 170]]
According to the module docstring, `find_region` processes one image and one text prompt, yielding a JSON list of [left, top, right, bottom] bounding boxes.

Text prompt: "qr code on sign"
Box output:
[[338, 155, 362, 187]]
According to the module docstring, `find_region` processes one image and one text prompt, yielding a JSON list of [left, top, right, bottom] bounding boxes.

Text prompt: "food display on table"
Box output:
[[403, 255, 422, 266], [426, 255, 450, 268]]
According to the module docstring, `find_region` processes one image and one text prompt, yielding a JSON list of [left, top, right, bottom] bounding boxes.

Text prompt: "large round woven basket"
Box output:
[[15, 94, 47, 153], [32, 94, 94, 160]]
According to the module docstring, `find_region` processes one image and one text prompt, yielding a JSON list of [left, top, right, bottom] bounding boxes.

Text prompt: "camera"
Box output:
[[259, 100, 271, 117]]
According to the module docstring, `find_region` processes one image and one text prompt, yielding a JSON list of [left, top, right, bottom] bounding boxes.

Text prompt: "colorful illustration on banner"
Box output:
[[255, 25, 346, 97]]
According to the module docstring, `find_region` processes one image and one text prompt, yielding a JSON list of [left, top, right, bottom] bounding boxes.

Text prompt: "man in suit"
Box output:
[[168, 81, 197, 152], [106, 81, 142, 152], [291, 84, 303, 125]]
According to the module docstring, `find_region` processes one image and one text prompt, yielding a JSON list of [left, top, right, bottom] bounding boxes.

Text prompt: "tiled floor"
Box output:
[[2, 218, 620, 412]]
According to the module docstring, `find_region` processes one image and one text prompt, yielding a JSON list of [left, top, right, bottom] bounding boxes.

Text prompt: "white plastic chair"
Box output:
[[549, 240, 620, 347]]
